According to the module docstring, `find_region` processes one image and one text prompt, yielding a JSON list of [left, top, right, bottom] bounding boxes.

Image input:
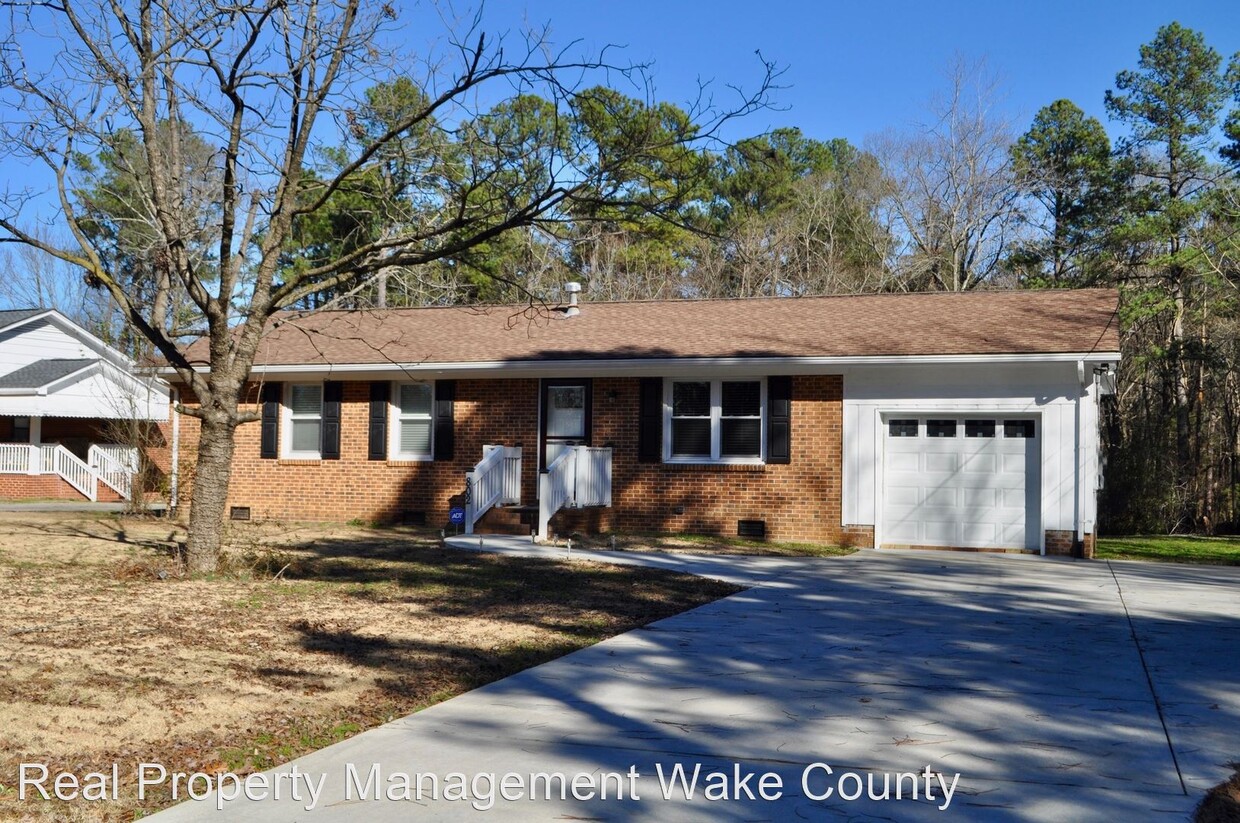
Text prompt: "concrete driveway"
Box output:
[[154, 545, 1240, 821]]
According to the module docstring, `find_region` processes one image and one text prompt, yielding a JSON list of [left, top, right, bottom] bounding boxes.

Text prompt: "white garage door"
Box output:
[[882, 417, 1040, 550]]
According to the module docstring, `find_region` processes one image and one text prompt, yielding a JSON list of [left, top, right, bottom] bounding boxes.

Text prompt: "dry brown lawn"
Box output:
[[0, 513, 738, 821]]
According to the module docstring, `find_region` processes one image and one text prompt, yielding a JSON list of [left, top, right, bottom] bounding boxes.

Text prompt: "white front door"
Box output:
[[882, 417, 1040, 550]]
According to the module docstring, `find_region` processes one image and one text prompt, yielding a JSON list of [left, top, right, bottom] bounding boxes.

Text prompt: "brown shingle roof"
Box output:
[[185, 289, 1120, 369]]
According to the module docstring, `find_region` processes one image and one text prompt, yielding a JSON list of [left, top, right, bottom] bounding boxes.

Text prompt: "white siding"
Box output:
[[0, 314, 169, 421], [0, 319, 94, 372], [842, 360, 1108, 550]]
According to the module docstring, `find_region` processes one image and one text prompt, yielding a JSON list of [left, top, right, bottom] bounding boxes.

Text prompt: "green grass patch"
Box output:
[[1097, 534, 1240, 565]]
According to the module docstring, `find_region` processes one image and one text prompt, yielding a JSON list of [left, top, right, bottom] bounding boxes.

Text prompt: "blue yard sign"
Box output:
[[448, 507, 466, 526]]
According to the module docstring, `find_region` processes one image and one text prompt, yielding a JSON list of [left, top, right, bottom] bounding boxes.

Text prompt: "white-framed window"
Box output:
[[284, 383, 323, 459], [11, 416, 30, 444], [391, 381, 434, 460], [665, 378, 765, 463]]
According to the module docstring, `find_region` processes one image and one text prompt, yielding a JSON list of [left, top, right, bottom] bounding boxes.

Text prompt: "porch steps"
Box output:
[[474, 504, 537, 536]]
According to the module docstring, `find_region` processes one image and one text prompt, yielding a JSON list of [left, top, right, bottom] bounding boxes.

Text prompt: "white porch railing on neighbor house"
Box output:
[[464, 445, 522, 534], [89, 445, 136, 500], [49, 445, 97, 501], [0, 443, 34, 474], [90, 444, 140, 472], [537, 446, 612, 541], [0, 443, 138, 502]]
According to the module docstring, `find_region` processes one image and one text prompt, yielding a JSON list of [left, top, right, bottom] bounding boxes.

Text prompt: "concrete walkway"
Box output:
[[0, 501, 167, 512], [152, 540, 1240, 821]]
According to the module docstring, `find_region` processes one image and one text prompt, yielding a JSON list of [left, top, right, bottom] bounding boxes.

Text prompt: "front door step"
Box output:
[[495, 503, 539, 526]]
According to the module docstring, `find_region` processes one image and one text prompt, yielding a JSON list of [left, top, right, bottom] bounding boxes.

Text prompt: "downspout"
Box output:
[[1075, 360, 1086, 556], [170, 386, 179, 513]]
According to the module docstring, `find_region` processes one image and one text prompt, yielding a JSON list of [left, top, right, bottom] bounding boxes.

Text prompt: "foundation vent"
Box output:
[[737, 519, 766, 539], [229, 506, 252, 521]]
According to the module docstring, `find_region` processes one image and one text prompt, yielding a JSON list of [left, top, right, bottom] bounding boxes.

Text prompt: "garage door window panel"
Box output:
[[1004, 420, 1036, 438], [965, 419, 996, 438], [889, 419, 919, 437]]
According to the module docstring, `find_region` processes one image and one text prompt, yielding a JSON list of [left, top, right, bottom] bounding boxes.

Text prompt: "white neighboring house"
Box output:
[[0, 308, 170, 502]]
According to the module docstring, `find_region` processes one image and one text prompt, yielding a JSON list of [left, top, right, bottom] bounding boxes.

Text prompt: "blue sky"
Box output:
[[1, 0, 1237, 227], [471, 0, 1239, 144]]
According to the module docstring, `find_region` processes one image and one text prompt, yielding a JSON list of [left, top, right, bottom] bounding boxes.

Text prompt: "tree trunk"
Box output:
[[185, 410, 240, 574], [1171, 285, 1193, 526]]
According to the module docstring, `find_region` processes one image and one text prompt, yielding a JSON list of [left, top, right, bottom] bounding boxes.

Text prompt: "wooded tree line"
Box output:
[[0, 4, 1238, 568]]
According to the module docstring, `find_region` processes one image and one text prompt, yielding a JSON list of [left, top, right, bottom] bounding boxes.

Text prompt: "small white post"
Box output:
[[537, 471, 552, 542]]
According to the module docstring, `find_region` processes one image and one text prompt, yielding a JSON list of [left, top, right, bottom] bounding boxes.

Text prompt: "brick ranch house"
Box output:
[[0, 308, 171, 503], [166, 288, 1119, 556]]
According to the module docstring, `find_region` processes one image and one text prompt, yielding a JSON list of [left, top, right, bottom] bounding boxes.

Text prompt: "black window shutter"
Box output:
[[368, 382, 389, 461], [638, 377, 663, 463], [433, 380, 455, 461], [321, 381, 343, 460], [260, 382, 282, 459], [767, 376, 792, 464]]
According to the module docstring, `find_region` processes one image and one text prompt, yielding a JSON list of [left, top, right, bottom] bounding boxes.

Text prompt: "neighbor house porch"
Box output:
[[0, 415, 144, 502]]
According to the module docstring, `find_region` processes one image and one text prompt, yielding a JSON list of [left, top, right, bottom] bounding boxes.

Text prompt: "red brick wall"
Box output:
[[180, 375, 845, 543], [552, 375, 843, 543], [1045, 529, 1095, 559], [0, 474, 87, 501], [179, 379, 542, 524], [842, 525, 875, 549]]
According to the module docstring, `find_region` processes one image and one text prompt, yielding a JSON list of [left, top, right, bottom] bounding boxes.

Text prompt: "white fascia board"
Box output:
[[160, 351, 1123, 381]]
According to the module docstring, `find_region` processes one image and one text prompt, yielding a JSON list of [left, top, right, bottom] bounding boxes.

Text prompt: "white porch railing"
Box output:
[[464, 445, 522, 534], [537, 446, 612, 541], [91, 444, 139, 472], [0, 443, 140, 502], [49, 445, 97, 501], [0, 443, 34, 474], [89, 445, 136, 500]]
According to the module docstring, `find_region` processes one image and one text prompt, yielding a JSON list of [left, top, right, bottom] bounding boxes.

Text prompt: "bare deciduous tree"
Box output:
[[0, 0, 772, 571], [871, 58, 1025, 291]]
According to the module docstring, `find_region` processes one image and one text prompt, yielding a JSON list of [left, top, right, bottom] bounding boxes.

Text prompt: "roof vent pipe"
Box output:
[[564, 282, 581, 317]]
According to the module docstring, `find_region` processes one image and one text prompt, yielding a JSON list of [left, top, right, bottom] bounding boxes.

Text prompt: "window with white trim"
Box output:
[[392, 381, 434, 459], [286, 383, 323, 458], [666, 379, 764, 463]]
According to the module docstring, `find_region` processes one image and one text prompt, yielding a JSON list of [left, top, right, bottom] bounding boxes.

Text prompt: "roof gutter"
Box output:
[[157, 351, 1123, 379]]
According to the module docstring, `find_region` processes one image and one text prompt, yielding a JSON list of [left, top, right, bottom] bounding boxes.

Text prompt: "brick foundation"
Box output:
[[179, 375, 847, 544], [841, 525, 875, 549], [1045, 529, 1095, 559], [0, 474, 88, 501]]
